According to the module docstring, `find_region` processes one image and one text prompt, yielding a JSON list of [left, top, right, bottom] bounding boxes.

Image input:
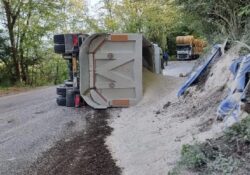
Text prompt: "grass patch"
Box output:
[[0, 85, 36, 97], [169, 116, 250, 175], [180, 144, 207, 169]]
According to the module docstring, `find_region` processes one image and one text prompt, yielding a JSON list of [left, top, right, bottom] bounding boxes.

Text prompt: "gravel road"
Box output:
[[162, 60, 196, 77], [0, 87, 120, 175]]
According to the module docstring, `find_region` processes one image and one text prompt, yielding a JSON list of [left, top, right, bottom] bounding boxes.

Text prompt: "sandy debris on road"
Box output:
[[106, 46, 243, 175]]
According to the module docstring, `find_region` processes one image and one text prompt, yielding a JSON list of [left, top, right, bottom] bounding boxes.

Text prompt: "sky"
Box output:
[[87, 0, 100, 16], [88, 0, 99, 6]]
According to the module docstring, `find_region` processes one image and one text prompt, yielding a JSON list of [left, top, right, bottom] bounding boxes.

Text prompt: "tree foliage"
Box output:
[[86, 0, 182, 50], [61, 0, 88, 32], [0, 0, 249, 86], [176, 0, 250, 40], [0, 0, 67, 85]]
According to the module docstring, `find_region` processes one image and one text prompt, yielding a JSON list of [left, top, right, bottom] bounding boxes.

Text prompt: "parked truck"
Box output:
[[176, 35, 206, 60], [53, 33, 162, 109]]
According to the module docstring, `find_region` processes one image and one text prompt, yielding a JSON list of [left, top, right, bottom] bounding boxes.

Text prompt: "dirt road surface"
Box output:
[[0, 87, 121, 175], [0, 61, 197, 175], [162, 60, 196, 77]]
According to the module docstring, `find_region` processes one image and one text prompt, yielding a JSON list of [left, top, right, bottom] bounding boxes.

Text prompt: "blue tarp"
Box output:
[[229, 57, 243, 77], [177, 45, 222, 97], [217, 54, 250, 120], [234, 55, 250, 92], [217, 95, 240, 121]]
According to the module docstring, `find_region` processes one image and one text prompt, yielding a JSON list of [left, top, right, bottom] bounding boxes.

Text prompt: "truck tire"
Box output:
[[54, 44, 65, 54], [54, 34, 65, 44], [56, 86, 67, 97], [66, 88, 75, 107], [64, 80, 73, 87], [56, 96, 66, 106]]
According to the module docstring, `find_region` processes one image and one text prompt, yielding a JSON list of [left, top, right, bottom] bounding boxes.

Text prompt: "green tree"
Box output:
[[0, 29, 13, 85], [114, 0, 181, 49], [61, 0, 88, 33], [176, 0, 250, 40], [0, 0, 66, 84], [1, 0, 23, 82]]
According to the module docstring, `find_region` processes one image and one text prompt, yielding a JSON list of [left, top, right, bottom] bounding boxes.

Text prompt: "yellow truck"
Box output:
[[176, 35, 206, 60]]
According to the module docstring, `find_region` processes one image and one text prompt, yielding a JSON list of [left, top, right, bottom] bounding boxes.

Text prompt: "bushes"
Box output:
[[0, 54, 67, 87], [180, 144, 207, 169], [206, 155, 239, 175], [27, 55, 67, 86], [169, 116, 250, 175], [0, 64, 12, 87]]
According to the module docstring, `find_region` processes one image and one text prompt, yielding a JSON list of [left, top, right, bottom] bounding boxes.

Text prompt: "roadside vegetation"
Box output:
[[0, 0, 249, 173], [2, 0, 249, 88], [0, 0, 250, 162], [169, 116, 250, 175], [167, 1, 250, 174]]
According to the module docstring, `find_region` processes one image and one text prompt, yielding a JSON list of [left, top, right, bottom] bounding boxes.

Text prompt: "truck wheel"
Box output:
[[56, 86, 67, 97], [56, 96, 66, 106], [54, 44, 65, 54], [64, 80, 73, 87], [66, 88, 75, 107], [54, 34, 65, 44]]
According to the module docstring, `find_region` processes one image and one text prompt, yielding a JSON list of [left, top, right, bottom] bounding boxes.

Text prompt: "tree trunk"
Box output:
[[18, 0, 32, 83], [20, 53, 27, 83], [2, 0, 21, 82]]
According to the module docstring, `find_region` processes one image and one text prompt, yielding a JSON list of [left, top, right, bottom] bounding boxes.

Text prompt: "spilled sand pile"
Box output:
[[106, 70, 185, 175], [106, 46, 246, 175], [203, 45, 242, 94]]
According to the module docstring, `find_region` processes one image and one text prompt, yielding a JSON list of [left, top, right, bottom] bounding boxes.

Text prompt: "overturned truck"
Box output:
[[53, 33, 162, 109]]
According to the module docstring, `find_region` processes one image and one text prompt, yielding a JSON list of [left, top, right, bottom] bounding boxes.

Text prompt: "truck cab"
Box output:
[[176, 36, 206, 60], [176, 44, 192, 60]]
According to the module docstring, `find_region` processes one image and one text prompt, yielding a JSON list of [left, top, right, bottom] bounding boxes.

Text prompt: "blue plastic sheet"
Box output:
[[217, 54, 250, 120], [177, 45, 222, 97], [229, 57, 243, 77], [217, 96, 240, 121], [235, 55, 250, 92]]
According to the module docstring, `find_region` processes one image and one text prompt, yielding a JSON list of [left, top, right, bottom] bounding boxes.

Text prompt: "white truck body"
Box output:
[[79, 33, 161, 109]]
